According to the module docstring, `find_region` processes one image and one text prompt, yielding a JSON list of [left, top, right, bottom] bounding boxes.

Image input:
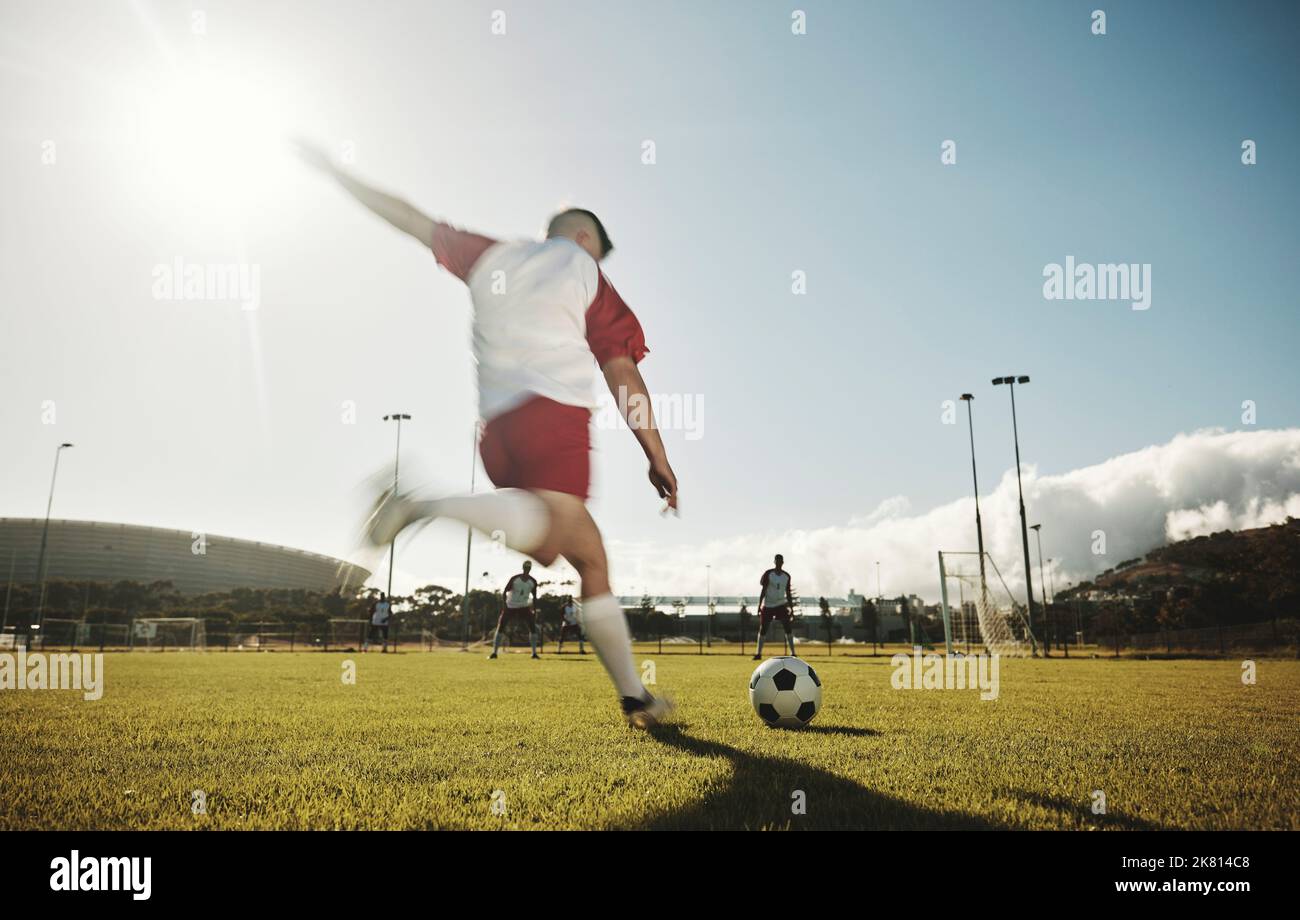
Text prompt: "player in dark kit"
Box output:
[[754, 554, 795, 660], [491, 561, 539, 659], [556, 596, 586, 654]]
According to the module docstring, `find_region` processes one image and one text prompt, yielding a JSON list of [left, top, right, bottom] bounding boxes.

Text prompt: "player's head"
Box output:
[[774, 554, 784, 568], [547, 208, 614, 262], [522, 560, 532, 574]]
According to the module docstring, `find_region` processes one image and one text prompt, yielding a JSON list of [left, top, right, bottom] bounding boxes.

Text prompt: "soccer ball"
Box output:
[[749, 656, 822, 728]]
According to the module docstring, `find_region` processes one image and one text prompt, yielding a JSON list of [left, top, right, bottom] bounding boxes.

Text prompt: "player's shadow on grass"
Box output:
[[1008, 790, 1169, 831], [637, 725, 1003, 831]]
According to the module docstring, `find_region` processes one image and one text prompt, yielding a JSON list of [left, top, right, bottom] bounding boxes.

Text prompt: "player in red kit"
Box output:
[[299, 141, 677, 728]]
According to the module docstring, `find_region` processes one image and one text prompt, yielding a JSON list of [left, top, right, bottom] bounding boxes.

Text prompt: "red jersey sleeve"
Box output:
[[430, 222, 497, 282], [585, 272, 649, 368]]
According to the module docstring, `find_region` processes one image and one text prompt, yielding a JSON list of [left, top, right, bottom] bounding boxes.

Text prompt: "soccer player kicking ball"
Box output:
[[491, 561, 540, 660], [556, 596, 586, 655], [754, 554, 796, 660], [297, 141, 677, 728]]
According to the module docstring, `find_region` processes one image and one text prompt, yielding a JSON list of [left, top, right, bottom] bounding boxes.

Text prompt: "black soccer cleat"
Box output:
[[620, 692, 674, 730]]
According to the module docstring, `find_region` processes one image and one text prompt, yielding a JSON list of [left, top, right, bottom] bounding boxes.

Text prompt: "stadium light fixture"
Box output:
[[992, 375, 1042, 653]]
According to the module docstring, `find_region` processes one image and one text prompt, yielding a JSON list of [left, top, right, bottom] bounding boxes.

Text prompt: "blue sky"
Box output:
[[2, 0, 1297, 598]]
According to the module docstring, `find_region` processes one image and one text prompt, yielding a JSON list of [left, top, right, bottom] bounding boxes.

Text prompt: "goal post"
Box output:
[[937, 551, 1037, 657], [129, 617, 207, 651]]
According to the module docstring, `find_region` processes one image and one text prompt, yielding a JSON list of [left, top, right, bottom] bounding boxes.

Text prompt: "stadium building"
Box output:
[[0, 518, 367, 595]]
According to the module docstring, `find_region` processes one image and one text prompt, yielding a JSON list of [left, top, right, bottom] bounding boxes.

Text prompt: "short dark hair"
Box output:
[[548, 208, 614, 258], [775, 554, 784, 563]]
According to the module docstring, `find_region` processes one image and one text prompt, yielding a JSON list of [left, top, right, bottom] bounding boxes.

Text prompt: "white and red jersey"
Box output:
[[505, 573, 537, 609], [761, 569, 791, 608], [430, 223, 648, 423]]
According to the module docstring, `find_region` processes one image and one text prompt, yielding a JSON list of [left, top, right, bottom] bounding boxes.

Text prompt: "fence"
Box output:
[[1097, 618, 1299, 658], [13, 616, 1297, 659]]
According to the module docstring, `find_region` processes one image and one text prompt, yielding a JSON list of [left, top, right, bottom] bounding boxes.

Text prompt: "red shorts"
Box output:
[[760, 606, 792, 627], [480, 396, 591, 499]]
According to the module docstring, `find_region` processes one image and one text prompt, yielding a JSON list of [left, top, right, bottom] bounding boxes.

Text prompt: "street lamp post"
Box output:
[[705, 564, 712, 648], [34, 442, 74, 637], [992, 375, 1040, 654], [381, 415, 411, 605], [959, 394, 989, 609]]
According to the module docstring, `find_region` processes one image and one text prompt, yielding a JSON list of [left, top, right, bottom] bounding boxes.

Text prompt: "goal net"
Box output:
[[937, 551, 1036, 657], [130, 617, 207, 651], [326, 618, 368, 651]]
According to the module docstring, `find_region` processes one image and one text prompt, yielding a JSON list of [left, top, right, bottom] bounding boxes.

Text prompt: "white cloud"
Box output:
[[605, 428, 1300, 603]]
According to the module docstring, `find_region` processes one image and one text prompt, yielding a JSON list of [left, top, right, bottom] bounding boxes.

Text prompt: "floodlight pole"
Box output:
[[1032, 523, 1048, 648], [34, 442, 73, 636], [461, 422, 478, 650], [381, 415, 411, 603], [959, 394, 989, 609], [993, 376, 1040, 653]]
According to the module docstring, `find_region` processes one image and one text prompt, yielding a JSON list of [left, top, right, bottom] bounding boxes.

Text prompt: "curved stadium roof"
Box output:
[[0, 518, 367, 595]]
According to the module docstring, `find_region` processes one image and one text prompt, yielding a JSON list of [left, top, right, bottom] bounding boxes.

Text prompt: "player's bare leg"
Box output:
[[529, 491, 670, 728], [357, 482, 670, 727]]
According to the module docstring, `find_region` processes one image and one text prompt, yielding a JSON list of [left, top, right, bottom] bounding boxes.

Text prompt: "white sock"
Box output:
[[412, 489, 550, 555], [579, 593, 645, 700]]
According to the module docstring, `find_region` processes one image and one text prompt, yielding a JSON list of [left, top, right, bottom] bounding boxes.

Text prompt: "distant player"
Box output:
[[298, 142, 677, 728], [365, 592, 391, 653], [754, 554, 795, 660], [556, 596, 585, 654], [491, 561, 540, 659]]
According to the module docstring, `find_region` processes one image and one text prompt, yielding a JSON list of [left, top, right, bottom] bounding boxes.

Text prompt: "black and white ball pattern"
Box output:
[[749, 656, 822, 728]]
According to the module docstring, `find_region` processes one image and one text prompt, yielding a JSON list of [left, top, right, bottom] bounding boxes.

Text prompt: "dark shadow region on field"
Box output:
[[1006, 789, 1169, 830], [634, 726, 1004, 830]]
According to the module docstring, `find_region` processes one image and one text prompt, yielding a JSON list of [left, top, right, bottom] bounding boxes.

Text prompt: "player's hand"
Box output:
[[648, 456, 678, 513]]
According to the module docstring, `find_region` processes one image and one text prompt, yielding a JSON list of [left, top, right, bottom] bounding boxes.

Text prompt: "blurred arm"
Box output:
[[295, 140, 435, 247]]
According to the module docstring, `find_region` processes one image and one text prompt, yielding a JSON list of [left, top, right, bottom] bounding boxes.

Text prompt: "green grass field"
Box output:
[[2, 648, 1297, 830]]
